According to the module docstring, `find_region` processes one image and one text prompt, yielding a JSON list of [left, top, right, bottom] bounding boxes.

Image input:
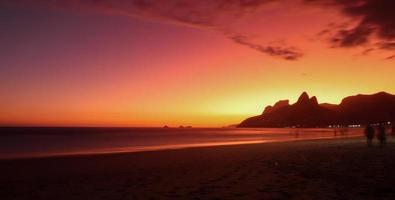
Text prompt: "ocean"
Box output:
[[0, 127, 363, 159]]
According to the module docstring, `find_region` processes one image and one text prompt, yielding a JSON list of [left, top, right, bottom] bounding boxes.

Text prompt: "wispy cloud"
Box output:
[[385, 55, 395, 60], [227, 34, 303, 60], [2, 0, 305, 61], [7, 0, 394, 60]]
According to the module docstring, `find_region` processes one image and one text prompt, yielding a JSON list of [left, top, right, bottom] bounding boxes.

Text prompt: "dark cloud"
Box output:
[[385, 55, 395, 60], [227, 34, 303, 60], [378, 42, 395, 50], [307, 0, 395, 51], [361, 48, 374, 55], [2, 0, 303, 60], [9, 0, 395, 60], [330, 25, 373, 47]]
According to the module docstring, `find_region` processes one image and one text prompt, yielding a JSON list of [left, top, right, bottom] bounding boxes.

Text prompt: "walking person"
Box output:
[[377, 123, 387, 146], [364, 124, 375, 146], [392, 122, 395, 135]]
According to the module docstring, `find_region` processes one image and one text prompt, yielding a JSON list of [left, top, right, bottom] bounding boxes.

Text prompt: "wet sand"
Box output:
[[1, 137, 395, 199]]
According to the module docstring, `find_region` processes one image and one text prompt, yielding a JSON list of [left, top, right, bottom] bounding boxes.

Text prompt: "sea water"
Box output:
[[0, 127, 363, 159]]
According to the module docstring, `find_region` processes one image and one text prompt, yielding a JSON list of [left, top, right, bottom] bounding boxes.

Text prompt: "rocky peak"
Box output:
[[262, 100, 290, 115], [309, 96, 319, 105], [296, 92, 310, 104], [294, 92, 319, 108], [262, 105, 273, 115]]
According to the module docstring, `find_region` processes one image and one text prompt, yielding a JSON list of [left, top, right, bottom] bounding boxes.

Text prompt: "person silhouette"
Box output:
[[364, 124, 374, 146], [377, 123, 387, 146], [392, 122, 395, 135]]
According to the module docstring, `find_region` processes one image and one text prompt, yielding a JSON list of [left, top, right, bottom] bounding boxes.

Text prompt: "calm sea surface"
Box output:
[[0, 127, 363, 159]]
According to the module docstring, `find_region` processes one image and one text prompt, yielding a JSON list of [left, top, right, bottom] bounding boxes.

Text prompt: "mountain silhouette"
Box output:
[[238, 92, 395, 128]]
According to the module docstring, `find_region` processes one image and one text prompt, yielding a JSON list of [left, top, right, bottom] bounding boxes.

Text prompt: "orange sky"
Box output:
[[1, 0, 395, 127]]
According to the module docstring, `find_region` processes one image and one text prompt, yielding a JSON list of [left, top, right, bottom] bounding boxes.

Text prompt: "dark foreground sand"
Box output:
[[1, 137, 395, 200]]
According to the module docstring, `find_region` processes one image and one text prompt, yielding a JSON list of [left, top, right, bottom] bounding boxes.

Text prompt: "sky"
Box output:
[[1, 0, 395, 127]]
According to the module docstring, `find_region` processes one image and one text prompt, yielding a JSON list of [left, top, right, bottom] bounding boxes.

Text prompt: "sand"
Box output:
[[1, 137, 395, 200]]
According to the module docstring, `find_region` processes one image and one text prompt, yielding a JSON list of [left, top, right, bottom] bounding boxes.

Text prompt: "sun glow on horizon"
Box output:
[[1, 1, 395, 127]]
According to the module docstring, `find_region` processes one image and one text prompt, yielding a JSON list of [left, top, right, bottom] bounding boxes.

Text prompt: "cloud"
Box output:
[[330, 25, 373, 47], [378, 42, 395, 50], [385, 55, 395, 60], [361, 48, 374, 55], [227, 34, 303, 60], [307, 0, 395, 50], [2, 0, 304, 60]]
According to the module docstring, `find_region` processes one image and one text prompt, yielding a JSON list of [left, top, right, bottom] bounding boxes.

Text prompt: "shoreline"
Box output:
[[2, 137, 394, 199], [0, 134, 362, 161]]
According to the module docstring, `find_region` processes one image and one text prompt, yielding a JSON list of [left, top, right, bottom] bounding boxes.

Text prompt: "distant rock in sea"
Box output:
[[238, 92, 395, 128]]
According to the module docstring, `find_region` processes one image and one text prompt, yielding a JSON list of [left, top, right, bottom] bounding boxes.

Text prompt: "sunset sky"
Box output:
[[1, 0, 394, 127]]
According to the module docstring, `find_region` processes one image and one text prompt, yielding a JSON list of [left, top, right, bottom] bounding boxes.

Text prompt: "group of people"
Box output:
[[364, 123, 393, 146]]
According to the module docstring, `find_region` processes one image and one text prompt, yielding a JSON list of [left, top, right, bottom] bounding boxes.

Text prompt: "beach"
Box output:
[[1, 137, 395, 200]]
